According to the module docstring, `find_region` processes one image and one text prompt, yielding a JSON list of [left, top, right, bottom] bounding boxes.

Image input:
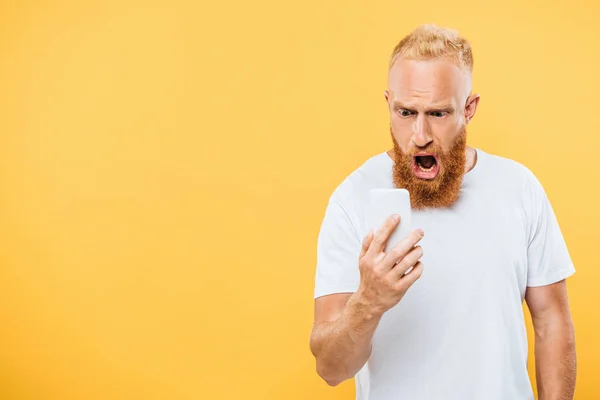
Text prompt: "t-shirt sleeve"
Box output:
[[313, 199, 362, 299], [525, 172, 575, 287]]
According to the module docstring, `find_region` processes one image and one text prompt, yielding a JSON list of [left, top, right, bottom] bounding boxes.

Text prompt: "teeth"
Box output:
[[417, 163, 435, 172]]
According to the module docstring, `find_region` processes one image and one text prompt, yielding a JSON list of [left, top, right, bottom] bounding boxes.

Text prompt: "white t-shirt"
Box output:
[[313, 148, 575, 400]]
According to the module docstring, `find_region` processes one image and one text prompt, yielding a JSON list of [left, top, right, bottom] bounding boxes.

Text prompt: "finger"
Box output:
[[390, 245, 423, 279], [381, 229, 424, 271], [367, 214, 401, 257], [359, 230, 374, 259], [398, 261, 424, 288]]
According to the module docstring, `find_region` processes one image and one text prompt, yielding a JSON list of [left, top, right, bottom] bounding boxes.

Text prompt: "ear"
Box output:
[[384, 89, 390, 103], [464, 93, 480, 124]]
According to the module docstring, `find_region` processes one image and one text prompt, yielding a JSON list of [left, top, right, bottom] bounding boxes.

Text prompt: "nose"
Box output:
[[412, 115, 433, 148]]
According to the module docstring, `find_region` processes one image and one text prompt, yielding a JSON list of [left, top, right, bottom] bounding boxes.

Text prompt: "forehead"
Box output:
[[387, 58, 469, 105]]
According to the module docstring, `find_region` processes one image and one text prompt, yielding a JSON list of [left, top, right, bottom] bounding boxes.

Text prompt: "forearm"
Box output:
[[534, 318, 577, 400], [310, 292, 382, 386]]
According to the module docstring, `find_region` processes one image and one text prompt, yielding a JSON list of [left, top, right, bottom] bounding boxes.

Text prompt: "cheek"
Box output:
[[430, 121, 462, 148], [390, 119, 413, 142], [390, 131, 413, 152], [430, 118, 456, 131]]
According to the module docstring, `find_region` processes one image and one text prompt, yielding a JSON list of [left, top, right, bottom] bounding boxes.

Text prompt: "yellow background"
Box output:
[[0, 0, 598, 399]]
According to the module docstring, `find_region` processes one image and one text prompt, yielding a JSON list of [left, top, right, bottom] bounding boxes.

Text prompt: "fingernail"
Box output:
[[392, 214, 400, 222], [419, 230, 425, 238]]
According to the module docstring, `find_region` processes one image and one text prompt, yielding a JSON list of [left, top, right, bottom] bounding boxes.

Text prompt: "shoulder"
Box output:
[[477, 150, 550, 224], [327, 151, 393, 208], [478, 149, 541, 190]]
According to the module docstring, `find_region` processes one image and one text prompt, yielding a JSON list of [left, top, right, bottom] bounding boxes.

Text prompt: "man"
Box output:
[[309, 24, 577, 400]]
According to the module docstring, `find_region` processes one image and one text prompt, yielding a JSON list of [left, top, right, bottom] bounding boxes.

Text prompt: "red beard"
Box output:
[[391, 125, 467, 210]]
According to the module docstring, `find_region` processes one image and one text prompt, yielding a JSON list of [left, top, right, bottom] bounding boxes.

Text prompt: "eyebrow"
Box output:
[[392, 101, 455, 113]]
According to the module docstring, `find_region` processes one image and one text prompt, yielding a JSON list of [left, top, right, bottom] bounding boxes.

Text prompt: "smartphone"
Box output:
[[365, 188, 413, 255]]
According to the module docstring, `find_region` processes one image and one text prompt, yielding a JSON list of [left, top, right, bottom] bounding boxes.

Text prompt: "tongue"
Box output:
[[419, 156, 435, 169]]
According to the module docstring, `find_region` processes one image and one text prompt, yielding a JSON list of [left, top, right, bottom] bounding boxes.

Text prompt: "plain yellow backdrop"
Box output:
[[0, 0, 598, 399]]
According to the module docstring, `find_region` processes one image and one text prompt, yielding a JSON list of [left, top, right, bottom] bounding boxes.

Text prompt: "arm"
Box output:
[[309, 216, 424, 386], [525, 279, 576, 400], [309, 292, 382, 386]]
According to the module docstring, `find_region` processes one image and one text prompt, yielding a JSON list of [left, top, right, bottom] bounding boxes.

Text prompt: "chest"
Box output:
[[369, 201, 530, 341], [417, 199, 528, 291]]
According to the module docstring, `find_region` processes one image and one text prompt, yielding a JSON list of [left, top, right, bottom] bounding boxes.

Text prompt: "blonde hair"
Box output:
[[389, 24, 473, 73]]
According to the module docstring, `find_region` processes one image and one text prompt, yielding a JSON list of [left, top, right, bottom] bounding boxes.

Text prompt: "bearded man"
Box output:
[[309, 24, 577, 400]]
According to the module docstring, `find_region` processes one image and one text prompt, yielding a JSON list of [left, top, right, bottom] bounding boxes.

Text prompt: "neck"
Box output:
[[464, 146, 477, 173]]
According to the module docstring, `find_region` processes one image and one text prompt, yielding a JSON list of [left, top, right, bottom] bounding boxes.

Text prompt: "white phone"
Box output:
[[365, 188, 413, 255]]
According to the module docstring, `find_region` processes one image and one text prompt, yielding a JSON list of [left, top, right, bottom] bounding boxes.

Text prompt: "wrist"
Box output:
[[350, 290, 385, 321]]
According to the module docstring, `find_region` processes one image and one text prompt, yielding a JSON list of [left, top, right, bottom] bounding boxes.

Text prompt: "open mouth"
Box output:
[[413, 154, 440, 179]]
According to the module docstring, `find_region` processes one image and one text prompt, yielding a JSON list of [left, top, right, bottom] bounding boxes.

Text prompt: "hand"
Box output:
[[357, 214, 424, 316]]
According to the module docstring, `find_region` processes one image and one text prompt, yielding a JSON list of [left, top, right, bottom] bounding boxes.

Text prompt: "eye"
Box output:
[[398, 109, 413, 117], [430, 111, 447, 118]]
